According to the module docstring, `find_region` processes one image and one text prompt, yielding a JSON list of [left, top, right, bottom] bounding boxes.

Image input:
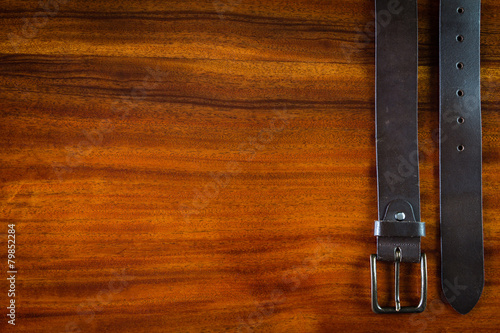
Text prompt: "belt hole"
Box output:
[[457, 35, 464, 42], [457, 89, 465, 97], [457, 145, 465, 152], [457, 117, 465, 124], [457, 7, 465, 14], [456, 62, 464, 70]]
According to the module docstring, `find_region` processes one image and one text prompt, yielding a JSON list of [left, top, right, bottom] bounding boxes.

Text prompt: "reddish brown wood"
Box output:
[[0, 0, 499, 331]]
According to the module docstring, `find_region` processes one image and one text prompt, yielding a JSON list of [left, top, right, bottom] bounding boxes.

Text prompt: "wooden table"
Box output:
[[1, 0, 499, 331]]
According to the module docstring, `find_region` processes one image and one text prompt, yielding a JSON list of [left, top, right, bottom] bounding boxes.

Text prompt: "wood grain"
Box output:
[[0, 0, 499, 332]]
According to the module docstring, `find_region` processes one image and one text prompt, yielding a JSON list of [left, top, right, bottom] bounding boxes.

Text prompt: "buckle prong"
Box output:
[[394, 248, 401, 312]]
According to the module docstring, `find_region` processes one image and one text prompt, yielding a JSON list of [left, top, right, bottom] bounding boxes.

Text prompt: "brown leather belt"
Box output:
[[371, 0, 427, 314], [439, 0, 484, 315]]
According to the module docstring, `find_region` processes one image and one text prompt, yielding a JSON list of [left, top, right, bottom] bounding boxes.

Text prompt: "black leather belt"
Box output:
[[371, 0, 427, 313], [439, 0, 484, 314]]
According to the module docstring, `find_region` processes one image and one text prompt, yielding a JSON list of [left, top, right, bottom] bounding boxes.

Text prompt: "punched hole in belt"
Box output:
[[457, 7, 465, 14], [457, 89, 465, 97], [457, 35, 464, 42], [457, 62, 464, 70], [457, 145, 465, 152], [457, 117, 465, 124]]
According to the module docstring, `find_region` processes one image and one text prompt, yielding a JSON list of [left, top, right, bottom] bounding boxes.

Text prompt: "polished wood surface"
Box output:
[[1, 0, 499, 332]]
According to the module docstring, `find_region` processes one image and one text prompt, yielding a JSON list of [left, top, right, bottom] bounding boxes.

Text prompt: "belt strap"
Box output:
[[440, 0, 484, 314], [370, 0, 427, 314]]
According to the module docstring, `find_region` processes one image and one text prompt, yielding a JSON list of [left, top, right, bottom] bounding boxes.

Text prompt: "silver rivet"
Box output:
[[395, 212, 406, 221]]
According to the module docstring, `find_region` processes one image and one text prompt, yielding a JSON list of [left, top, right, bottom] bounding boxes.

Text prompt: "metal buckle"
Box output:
[[370, 248, 427, 313]]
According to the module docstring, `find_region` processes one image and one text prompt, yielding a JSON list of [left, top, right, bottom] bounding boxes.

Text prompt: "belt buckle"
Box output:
[[370, 248, 427, 313]]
